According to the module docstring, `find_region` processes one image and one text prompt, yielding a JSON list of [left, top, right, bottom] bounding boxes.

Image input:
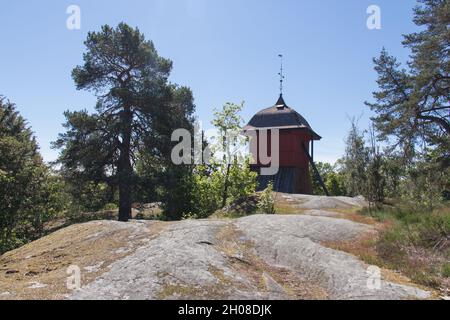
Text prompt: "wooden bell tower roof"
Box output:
[[244, 95, 321, 141]]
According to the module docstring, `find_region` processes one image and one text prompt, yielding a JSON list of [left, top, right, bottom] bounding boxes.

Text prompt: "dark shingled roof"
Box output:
[[244, 95, 321, 140]]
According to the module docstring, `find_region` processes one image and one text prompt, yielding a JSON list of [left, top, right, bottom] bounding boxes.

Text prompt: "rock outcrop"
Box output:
[[0, 194, 431, 300]]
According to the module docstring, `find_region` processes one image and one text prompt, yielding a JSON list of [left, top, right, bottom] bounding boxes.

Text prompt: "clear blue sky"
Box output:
[[0, 0, 418, 164]]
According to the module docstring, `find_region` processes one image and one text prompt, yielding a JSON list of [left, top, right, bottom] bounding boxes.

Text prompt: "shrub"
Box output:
[[366, 202, 450, 289], [258, 183, 276, 215], [442, 263, 450, 278], [103, 203, 118, 211]]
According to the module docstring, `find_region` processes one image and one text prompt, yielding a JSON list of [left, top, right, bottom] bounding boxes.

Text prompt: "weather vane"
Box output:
[[278, 54, 285, 96]]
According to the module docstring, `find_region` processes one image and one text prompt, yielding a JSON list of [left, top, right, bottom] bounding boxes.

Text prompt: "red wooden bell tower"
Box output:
[[243, 55, 328, 195], [244, 94, 323, 194]]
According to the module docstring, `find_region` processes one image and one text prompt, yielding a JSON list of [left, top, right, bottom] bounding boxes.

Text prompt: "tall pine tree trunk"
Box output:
[[118, 108, 133, 222]]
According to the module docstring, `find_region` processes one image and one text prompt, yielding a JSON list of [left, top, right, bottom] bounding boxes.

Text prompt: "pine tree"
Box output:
[[54, 23, 195, 221], [341, 120, 369, 197], [0, 97, 57, 253], [366, 0, 449, 164]]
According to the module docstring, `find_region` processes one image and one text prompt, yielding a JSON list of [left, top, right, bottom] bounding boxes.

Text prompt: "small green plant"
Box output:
[[103, 203, 118, 211], [258, 183, 276, 215], [442, 263, 450, 278], [181, 212, 199, 220]]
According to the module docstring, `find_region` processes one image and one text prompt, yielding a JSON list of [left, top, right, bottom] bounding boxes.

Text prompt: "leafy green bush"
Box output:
[[103, 203, 118, 211], [190, 166, 223, 219], [226, 160, 258, 203], [310, 162, 346, 196], [175, 161, 257, 220], [258, 183, 276, 215]]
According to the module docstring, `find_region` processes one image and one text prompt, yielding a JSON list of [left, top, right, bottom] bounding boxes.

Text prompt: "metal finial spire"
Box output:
[[278, 54, 285, 96]]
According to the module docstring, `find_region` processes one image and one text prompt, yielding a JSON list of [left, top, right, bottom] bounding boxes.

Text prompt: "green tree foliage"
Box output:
[[340, 120, 369, 197], [226, 158, 258, 202], [335, 119, 447, 208], [174, 102, 257, 220], [193, 159, 257, 218], [158, 165, 196, 220], [310, 162, 346, 196], [211, 102, 250, 208], [0, 97, 62, 253], [366, 128, 386, 204], [166, 161, 257, 220], [311, 162, 333, 195], [325, 172, 346, 197], [366, 0, 449, 163], [133, 151, 162, 204], [314, 2, 449, 206], [335, 122, 387, 205], [364, 0, 449, 206], [381, 155, 404, 198], [54, 23, 195, 221], [402, 153, 449, 209]]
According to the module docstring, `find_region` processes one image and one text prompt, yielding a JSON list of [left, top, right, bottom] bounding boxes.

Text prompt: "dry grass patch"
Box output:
[[322, 232, 382, 267], [324, 208, 380, 225], [321, 229, 439, 298]]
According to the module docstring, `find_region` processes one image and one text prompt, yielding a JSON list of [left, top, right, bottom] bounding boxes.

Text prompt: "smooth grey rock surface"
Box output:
[[282, 194, 368, 210], [236, 215, 429, 300], [70, 212, 430, 300]]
